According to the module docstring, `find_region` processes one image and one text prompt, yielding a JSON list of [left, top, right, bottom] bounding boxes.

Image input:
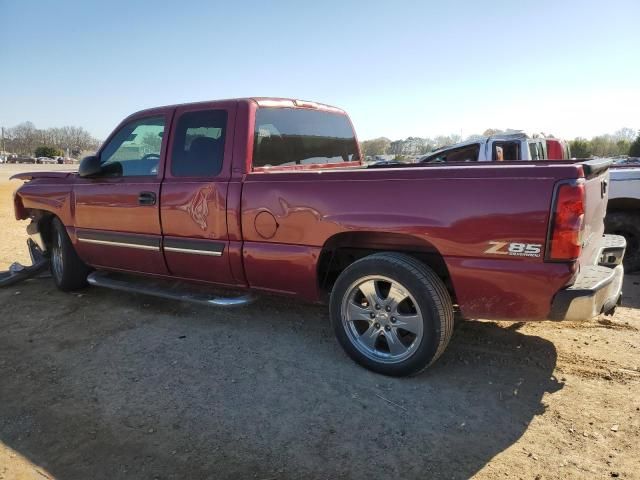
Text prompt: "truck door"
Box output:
[[159, 102, 239, 286], [73, 109, 173, 274]]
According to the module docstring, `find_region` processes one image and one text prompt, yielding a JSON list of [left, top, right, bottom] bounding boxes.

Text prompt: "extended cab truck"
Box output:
[[11, 98, 625, 376], [419, 132, 548, 163]]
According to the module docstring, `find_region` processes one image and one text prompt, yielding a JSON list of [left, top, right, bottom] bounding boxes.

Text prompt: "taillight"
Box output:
[[547, 182, 585, 261]]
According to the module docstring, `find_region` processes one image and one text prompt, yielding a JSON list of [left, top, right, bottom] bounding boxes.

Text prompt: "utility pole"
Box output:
[[1, 127, 5, 153]]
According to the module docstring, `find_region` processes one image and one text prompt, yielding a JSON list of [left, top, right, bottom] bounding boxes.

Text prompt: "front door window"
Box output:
[[99, 116, 165, 177]]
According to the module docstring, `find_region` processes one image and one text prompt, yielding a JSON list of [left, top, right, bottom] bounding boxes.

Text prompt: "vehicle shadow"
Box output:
[[0, 281, 561, 479]]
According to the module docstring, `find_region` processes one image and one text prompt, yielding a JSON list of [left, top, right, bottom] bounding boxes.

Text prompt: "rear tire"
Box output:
[[50, 218, 90, 291], [330, 252, 454, 376], [605, 211, 640, 273]]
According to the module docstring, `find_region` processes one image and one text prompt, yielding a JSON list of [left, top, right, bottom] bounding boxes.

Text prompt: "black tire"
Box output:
[[605, 211, 640, 273], [330, 252, 454, 377], [50, 217, 91, 291]]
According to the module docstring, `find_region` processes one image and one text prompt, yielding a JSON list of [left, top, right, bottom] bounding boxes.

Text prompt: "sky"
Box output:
[[1, 0, 639, 142]]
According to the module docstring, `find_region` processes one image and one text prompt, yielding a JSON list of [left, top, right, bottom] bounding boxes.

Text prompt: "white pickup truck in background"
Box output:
[[606, 162, 640, 272], [418, 132, 550, 163]]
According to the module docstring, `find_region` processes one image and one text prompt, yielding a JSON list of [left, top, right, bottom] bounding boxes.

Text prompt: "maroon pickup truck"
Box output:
[[11, 98, 625, 376]]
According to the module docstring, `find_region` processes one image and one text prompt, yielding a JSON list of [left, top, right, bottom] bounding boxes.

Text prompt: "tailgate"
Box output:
[[547, 158, 626, 321], [577, 159, 612, 267]]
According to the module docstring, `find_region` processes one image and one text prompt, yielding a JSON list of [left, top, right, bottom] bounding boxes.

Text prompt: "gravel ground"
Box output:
[[0, 164, 639, 479]]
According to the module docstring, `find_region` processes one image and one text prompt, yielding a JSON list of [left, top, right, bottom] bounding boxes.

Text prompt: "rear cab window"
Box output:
[[170, 109, 227, 177], [252, 107, 359, 170]]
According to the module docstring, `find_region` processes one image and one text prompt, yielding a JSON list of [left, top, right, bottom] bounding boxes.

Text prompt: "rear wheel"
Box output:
[[330, 252, 454, 376], [605, 211, 640, 272], [50, 218, 91, 291]]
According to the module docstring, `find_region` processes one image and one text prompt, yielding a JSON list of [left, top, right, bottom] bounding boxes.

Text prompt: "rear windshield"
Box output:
[[252, 108, 359, 169]]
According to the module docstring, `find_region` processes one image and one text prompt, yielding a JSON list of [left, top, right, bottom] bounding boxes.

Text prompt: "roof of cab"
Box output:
[[130, 97, 346, 119]]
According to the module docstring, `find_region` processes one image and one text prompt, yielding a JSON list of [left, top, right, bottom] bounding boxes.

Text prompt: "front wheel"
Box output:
[[330, 252, 454, 376], [50, 218, 91, 291]]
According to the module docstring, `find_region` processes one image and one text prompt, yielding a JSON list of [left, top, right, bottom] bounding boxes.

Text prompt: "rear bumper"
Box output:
[[549, 234, 625, 321]]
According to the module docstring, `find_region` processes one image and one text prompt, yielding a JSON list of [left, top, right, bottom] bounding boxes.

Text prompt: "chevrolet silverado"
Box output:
[[10, 98, 625, 376]]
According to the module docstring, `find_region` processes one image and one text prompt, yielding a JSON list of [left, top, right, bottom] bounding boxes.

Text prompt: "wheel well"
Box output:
[[317, 231, 456, 302], [607, 198, 640, 212], [26, 210, 56, 250]]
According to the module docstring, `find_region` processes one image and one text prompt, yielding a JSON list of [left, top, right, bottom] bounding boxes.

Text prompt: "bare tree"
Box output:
[[5, 122, 39, 154], [613, 128, 637, 142], [3, 122, 101, 157]]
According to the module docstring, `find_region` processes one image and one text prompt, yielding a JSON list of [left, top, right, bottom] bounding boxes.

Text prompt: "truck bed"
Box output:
[[241, 159, 610, 319]]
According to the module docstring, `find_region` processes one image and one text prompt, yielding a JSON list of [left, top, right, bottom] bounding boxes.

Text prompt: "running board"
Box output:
[[87, 271, 255, 307]]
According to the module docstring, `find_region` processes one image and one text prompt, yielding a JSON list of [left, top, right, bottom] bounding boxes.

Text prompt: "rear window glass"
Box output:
[[252, 108, 359, 169], [171, 109, 227, 177]]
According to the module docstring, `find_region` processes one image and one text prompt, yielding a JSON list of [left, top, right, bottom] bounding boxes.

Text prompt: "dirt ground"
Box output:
[[0, 164, 638, 480]]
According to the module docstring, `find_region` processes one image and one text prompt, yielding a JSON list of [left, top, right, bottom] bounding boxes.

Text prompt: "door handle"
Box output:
[[138, 191, 156, 206]]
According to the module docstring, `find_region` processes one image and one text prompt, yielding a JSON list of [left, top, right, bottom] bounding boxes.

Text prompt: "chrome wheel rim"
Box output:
[[341, 275, 423, 364], [51, 230, 64, 280]]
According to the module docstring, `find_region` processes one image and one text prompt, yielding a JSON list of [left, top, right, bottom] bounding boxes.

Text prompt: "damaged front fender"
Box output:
[[13, 189, 28, 220]]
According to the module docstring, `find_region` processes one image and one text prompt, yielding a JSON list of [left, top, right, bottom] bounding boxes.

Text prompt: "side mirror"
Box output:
[[78, 155, 102, 177]]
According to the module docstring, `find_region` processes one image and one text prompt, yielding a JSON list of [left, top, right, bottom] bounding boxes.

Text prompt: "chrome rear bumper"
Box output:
[[549, 234, 625, 321]]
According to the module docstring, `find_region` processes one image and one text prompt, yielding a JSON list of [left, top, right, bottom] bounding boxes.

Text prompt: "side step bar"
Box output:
[[87, 271, 255, 307]]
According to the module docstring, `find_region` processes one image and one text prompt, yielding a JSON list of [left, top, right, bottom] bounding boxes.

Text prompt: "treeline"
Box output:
[[1, 121, 101, 157], [362, 127, 640, 158], [569, 130, 640, 158], [361, 135, 462, 157]]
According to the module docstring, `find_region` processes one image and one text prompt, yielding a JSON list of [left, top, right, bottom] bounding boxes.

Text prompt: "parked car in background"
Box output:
[[10, 97, 624, 376], [419, 132, 548, 163], [613, 157, 640, 166], [36, 157, 58, 164], [9, 156, 37, 164], [605, 164, 640, 272], [0, 155, 6, 164]]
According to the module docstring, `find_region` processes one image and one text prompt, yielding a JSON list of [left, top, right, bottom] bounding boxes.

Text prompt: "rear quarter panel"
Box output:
[[241, 164, 583, 319]]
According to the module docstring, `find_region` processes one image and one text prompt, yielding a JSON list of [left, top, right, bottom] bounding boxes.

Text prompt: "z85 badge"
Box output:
[[484, 241, 542, 257]]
